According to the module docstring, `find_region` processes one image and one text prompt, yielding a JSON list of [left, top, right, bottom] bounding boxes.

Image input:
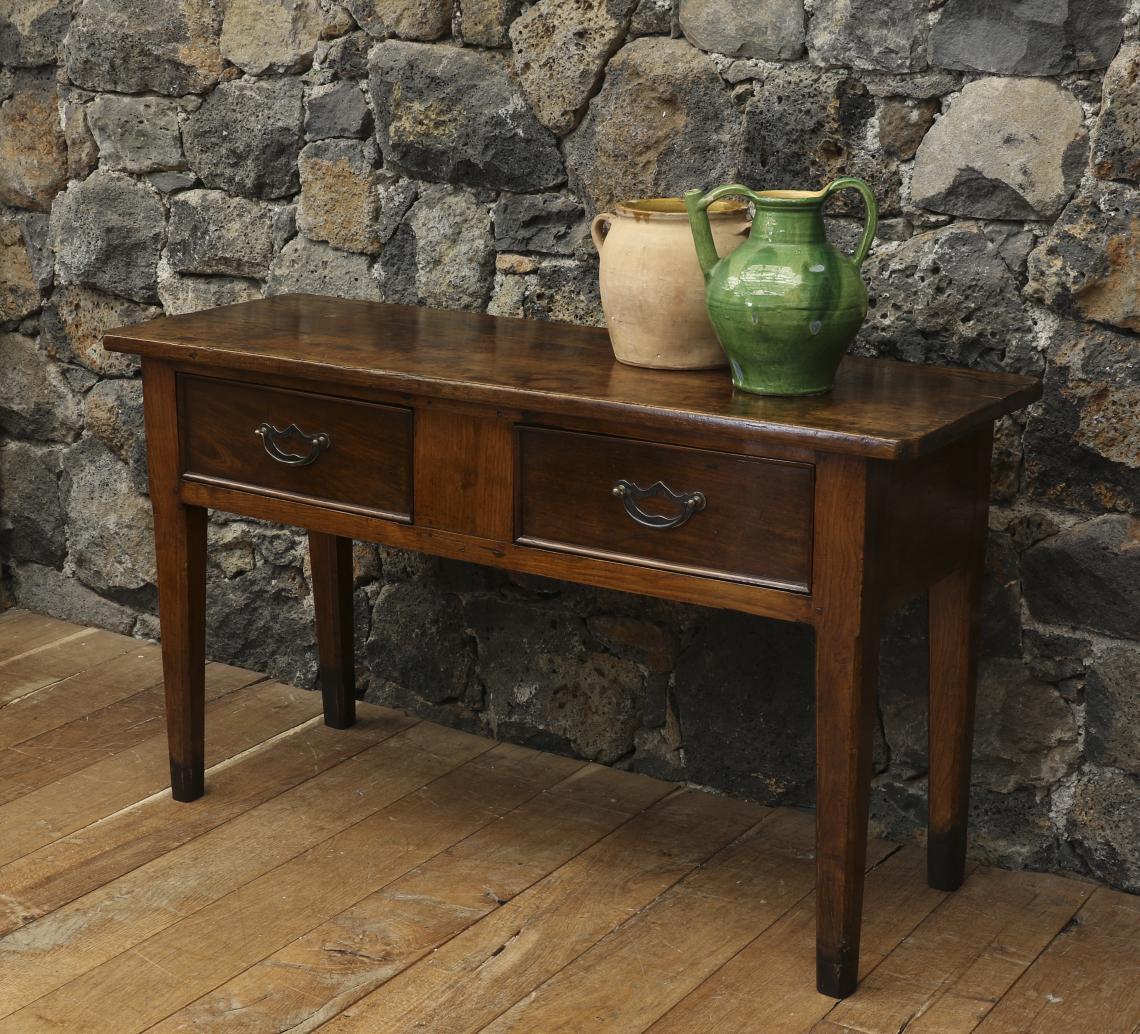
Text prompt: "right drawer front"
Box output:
[[517, 428, 814, 591]]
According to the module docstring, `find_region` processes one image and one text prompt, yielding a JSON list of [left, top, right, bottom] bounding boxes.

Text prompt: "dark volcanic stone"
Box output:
[[0, 0, 75, 67], [368, 41, 564, 192], [49, 171, 164, 303], [1086, 646, 1140, 773], [167, 190, 276, 279], [928, 0, 1127, 76], [184, 78, 304, 200], [493, 193, 584, 254], [1064, 767, 1140, 892], [305, 81, 373, 140], [809, 0, 929, 72], [1022, 516, 1140, 639], [679, 0, 804, 59], [1091, 43, 1140, 184], [563, 37, 738, 214], [63, 0, 223, 95], [0, 440, 65, 566], [672, 610, 815, 804]]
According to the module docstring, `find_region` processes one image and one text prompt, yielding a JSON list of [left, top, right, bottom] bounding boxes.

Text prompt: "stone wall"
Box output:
[[1, 0, 1138, 889]]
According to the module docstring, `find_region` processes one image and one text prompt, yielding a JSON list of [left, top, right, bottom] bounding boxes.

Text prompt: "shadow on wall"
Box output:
[[0, 0, 1138, 891]]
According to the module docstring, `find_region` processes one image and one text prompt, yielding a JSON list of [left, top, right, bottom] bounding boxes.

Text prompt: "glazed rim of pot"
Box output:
[[616, 197, 749, 218]]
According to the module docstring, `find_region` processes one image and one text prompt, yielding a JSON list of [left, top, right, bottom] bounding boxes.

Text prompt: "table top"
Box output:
[[105, 294, 1041, 460]]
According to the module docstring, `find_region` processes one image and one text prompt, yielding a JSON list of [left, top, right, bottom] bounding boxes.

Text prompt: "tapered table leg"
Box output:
[[143, 359, 208, 802], [927, 431, 990, 890], [309, 531, 356, 729], [812, 453, 883, 999], [815, 616, 880, 998]]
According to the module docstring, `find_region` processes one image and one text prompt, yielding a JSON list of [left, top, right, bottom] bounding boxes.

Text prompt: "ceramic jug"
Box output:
[[592, 198, 750, 369], [683, 178, 877, 396]]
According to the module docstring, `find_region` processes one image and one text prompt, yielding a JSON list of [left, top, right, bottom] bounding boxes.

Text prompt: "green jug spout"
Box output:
[[684, 184, 764, 280]]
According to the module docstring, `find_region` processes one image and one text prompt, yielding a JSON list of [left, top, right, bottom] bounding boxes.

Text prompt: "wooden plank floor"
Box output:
[[0, 608, 1137, 1033]]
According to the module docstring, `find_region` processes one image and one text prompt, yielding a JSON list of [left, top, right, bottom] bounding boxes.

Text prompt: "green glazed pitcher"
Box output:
[[684, 178, 877, 396]]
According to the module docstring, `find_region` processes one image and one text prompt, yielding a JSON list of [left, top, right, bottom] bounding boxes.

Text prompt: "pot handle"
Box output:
[[821, 177, 878, 267], [590, 213, 615, 253]]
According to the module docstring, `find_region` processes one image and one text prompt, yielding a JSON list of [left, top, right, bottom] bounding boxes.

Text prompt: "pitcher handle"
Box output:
[[684, 184, 761, 279], [590, 213, 615, 253], [820, 177, 878, 267]]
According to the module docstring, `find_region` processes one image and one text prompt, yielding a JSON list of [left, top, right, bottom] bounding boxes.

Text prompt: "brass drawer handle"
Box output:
[[254, 423, 331, 467], [612, 479, 706, 530]]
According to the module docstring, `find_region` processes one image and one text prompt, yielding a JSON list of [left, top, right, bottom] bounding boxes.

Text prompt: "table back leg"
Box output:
[[309, 532, 356, 729]]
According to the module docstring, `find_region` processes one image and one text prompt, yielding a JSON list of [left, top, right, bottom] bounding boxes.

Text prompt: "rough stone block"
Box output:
[[912, 78, 1085, 220], [0, 216, 41, 322], [564, 37, 738, 213], [63, 0, 223, 95], [858, 223, 1038, 372], [40, 285, 158, 377], [0, 0, 75, 66], [1064, 767, 1140, 892], [0, 333, 82, 443], [379, 183, 494, 310], [678, 0, 804, 60], [86, 94, 185, 174], [167, 190, 276, 279], [1086, 646, 1140, 773], [808, 0, 929, 73], [220, 0, 327, 74], [1022, 516, 1140, 639], [156, 265, 263, 316], [268, 236, 380, 300], [62, 437, 156, 594], [972, 659, 1080, 793], [50, 171, 164, 303], [298, 139, 383, 255], [1024, 320, 1140, 513], [1091, 43, 1140, 184], [304, 81, 372, 140], [1026, 182, 1140, 334], [369, 41, 564, 192], [457, 0, 522, 46], [10, 561, 137, 634], [184, 78, 304, 200], [0, 440, 65, 566], [0, 73, 67, 212], [344, 0, 451, 40], [84, 376, 147, 490], [928, 0, 1127, 76], [510, 0, 640, 135], [493, 193, 584, 254]]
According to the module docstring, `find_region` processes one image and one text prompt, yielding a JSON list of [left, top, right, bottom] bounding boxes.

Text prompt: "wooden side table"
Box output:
[[106, 295, 1040, 998]]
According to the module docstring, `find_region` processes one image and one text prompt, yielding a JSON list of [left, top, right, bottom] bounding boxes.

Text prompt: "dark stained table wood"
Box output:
[[106, 294, 1040, 460], [106, 294, 1041, 1001]]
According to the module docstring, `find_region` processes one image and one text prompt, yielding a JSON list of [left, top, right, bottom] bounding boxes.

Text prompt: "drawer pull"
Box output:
[[254, 423, 331, 467], [612, 479, 706, 530]]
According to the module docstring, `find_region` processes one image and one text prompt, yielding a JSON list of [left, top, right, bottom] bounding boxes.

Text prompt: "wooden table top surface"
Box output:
[[105, 294, 1041, 460]]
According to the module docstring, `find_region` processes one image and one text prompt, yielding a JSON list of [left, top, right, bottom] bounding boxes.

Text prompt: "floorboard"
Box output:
[[0, 608, 1133, 1034]]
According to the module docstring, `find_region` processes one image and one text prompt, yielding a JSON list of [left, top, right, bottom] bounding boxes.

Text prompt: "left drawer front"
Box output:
[[179, 375, 412, 519]]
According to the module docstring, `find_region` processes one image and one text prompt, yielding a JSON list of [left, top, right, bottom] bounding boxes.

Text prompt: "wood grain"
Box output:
[[320, 790, 763, 1034], [0, 743, 577, 1033], [817, 867, 1090, 1033], [414, 404, 515, 539], [648, 845, 947, 1034], [105, 294, 1041, 460], [0, 670, 304, 868], [309, 531, 356, 729], [179, 372, 412, 520], [971, 887, 1140, 1034], [0, 721, 489, 1022], [0, 707, 418, 939], [517, 425, 814, 591], [0, 627, 137, 705]]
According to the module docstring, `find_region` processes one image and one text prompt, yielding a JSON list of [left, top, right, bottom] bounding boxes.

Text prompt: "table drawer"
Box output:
[[179, 375, 412, 519], [517, 428, 813, 591]]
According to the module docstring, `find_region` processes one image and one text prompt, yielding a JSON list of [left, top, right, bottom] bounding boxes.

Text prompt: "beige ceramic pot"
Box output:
[[591, 197, 750, 369]]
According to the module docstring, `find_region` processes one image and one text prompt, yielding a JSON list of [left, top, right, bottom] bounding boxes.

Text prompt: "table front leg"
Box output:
[[815, 613, 879, 999], [309, 532, 355, 729]]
